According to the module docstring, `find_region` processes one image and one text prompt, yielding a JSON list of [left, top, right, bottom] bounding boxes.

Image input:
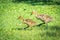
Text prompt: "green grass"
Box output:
[[0, 1, 60, 40]]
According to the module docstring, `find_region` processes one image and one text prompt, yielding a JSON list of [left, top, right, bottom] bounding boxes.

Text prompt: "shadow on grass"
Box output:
[[40, 30, 56, 37], [12, 0, 60, 5], [12, 25, 60, 37], [50, 26, 60, 31], [40, 26, 60, 37], [46, 31, 56, 37]]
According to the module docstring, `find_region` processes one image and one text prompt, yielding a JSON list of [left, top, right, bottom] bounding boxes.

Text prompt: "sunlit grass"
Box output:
[[0, 1, 60, 40]]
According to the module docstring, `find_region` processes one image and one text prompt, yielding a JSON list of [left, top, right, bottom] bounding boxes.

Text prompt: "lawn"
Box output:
[[0, 0, 60, 40]]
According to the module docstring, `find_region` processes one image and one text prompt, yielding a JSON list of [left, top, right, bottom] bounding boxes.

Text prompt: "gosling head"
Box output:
[[18, 16, 24, 20], [31, 10, 37, 15]]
